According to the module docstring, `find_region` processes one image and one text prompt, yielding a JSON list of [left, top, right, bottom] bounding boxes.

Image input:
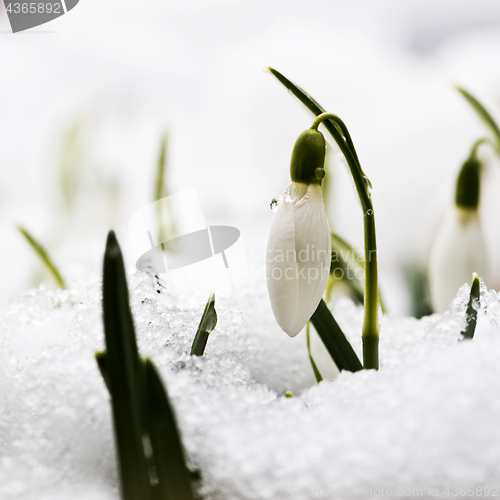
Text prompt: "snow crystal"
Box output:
[[1, 268, 500, 500]]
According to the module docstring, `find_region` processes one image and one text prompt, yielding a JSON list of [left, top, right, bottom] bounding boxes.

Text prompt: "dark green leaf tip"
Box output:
[[461, 275, 481, 340], [17, 225, 67, 289], [190, 293, 217, 356], [456, 86, 500, 154], [106, 230, 120, 254]]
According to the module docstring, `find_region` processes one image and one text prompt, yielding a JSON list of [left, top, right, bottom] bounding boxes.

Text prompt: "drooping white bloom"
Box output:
[[266, 182, 331, 336], [428, 207, 487, 313]]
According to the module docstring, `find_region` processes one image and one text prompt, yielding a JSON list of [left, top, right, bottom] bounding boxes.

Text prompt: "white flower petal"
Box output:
[[266, 189, 299, 334], [429, 208, 487, 313], [293, 184, 331, 332], [266, 182, 331, 337]]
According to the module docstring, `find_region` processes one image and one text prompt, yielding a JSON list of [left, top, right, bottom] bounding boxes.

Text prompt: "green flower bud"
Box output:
[[455, 156, 480, 210], [290, 129, 326, 184]]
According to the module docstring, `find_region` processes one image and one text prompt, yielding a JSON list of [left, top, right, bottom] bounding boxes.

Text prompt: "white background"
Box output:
[[1, 0, 500, 313]]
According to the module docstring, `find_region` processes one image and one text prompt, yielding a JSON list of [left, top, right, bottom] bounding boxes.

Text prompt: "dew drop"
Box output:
[[366, 209, 373, 216], [270, 196, 282, 212]]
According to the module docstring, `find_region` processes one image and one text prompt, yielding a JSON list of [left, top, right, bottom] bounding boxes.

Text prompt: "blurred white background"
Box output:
[[1, 0, 500, 313]]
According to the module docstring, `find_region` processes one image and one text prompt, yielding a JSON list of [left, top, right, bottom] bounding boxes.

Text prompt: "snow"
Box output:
[[1, 268, 500, 500]]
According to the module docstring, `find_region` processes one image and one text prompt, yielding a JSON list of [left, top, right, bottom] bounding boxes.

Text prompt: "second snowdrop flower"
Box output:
[[267, 129, 331, 337], [429, 149, 488, 313]]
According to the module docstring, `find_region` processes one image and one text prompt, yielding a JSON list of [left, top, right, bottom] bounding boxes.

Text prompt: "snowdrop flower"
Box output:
[[429, 153, 487, 313], [266, 129, 331, 336]]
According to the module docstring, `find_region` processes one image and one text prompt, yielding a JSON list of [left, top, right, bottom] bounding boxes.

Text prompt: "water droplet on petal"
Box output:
[[366, 209, 373, 216], [270, 196, 282, 212]]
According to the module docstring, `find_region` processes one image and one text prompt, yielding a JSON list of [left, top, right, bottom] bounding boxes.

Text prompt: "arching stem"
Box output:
[[310, 112, 380, 369]]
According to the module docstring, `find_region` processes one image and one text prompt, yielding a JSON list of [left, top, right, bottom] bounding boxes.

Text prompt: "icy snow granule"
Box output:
[[1, 271, 500, 500]]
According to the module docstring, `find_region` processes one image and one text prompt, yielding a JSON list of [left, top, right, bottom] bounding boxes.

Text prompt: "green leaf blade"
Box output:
[[190, 293, 217, 356], [17, 226, 66, 289], [101, 230, 152, 500], [306, 322, 323, 383], [144, 359, 197, 500], [461, 275, 481, 340], [403, 262, 433, 319], [154, 134, 176, 245], [310, 299, 363, 372], [155, 134, 168, 203], [457, 86, 500, 154]]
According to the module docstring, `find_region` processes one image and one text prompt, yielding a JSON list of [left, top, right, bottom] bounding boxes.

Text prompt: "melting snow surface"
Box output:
[[1, 271, 500, 500]]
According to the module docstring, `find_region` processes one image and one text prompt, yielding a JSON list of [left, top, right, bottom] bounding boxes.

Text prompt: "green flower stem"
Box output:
[[362, 212, 379, 369], [311, 111, 380, 369], [306, 322, 323, 383], [456, 86, 500, 155], [269, 68, 380, 369], [455, 138, 495, 210], [17, 226, 67, 289], [469, 138, 489, 159]]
